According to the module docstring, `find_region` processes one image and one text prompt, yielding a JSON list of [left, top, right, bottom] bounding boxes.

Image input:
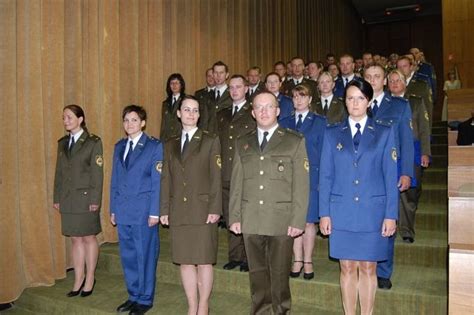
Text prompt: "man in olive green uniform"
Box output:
[[229, 92, 309, 314], [397, 56, 434, 130], [207, 61, 233, 133], [194, 68, 215, 131], [217, 75, 256, 272], [282, 57, 319, 105], [388, 70, 431, 243]]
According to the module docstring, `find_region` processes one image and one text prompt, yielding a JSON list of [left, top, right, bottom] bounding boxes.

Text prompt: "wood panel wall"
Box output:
[[443, 0, 474, 88]]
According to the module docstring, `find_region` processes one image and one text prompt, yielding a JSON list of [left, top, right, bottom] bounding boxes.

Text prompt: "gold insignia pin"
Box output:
[[155, 161, 163, 173], [391, 148, 397, 162], [216, 155, 222, 169], [95, 155, 103, 167], [337, 143, 343, 151], [304, 158, 310, 172]]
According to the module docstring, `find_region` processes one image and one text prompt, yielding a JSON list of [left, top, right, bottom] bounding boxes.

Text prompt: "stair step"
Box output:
[[420, 183, 448, 204], [430, 155, 447, 168], [430, 144, 448, 156], [11, 270, 337, 315], [432, 134, 447, 145], [423, 167, 447, 184], [95, 246, 446, 314]]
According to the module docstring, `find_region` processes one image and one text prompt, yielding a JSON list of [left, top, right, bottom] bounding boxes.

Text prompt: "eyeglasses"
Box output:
[[253, 104, 278, 112]]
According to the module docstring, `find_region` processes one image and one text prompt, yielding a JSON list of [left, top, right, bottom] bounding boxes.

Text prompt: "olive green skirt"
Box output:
[[61, 211, 102, 236], [170, 223, 218, 265]]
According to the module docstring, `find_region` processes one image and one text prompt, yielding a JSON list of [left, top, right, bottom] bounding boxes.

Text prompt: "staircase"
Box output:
[[8, 122, 448, 315]]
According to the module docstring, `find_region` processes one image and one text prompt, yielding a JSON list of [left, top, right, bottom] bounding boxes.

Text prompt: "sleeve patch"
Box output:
[[95, 155, 103, 167], [155, 161, 163, 173]]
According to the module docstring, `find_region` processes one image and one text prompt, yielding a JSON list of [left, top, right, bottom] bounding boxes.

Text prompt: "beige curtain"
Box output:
[[0, 0, 362, 303]]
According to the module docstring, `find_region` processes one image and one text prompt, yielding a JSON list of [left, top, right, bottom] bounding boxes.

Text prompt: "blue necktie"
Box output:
[[124, 140, 133, 168], [296, 114, 303, 131], [372, 99, 379, 117], [353, 123, 361, 151]]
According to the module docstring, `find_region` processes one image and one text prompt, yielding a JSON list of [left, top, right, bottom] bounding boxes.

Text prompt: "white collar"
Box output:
[[70, 129, 84, 142], [348, 116, 368, 136], [257, 124, 279, 145]]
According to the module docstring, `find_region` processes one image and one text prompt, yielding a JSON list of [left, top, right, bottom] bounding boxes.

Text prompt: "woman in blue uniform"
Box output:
[[319, 80, 398, 315], [280, 85, 326, 280]]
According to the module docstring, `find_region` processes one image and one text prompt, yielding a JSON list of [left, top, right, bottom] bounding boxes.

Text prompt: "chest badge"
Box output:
[[278, 161, 285, 172], [336, 143, 343, 151], [243, 144, 249, 151]]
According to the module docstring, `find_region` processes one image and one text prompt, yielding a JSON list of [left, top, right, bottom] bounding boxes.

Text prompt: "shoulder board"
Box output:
[[58, 135, 69, 142], [326, 121, 342, 128], [283, 128, 304, 138], [409, 94, 422, 100], [391, 96, 409, 103], [337, 97, 344, 102], [88, 133, 101, 141], [375, 119, 393, 127], [146, 136, 161, 144]]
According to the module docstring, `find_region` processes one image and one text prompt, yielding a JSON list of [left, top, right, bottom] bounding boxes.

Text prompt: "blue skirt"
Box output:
[[329, 229, 389, 262]]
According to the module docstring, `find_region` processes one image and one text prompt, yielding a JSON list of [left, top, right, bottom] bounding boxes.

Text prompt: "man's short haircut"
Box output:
[[247, 66, 261, 74], [212, 60, 229, 73], [229, 74, 249, 86]]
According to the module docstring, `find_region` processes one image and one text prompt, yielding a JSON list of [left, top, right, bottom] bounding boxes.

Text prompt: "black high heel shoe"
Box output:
[[289, 261, 304, 278], [80, 279, 96, 297], [303, 262, 314, 280], [66, 278, 85, 297]]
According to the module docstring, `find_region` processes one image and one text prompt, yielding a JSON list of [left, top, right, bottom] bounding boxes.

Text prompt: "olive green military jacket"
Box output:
[[406, 78, 433, 125], [217, 102, 256, 184], [229, 127, 309, 236], [312, 96, 347, 124], [161, 97, 183, 141], [160, 129, 222, 226], [406, 94, 431, 156], [207, 88, 233, 134], [53, 131, 104, 214]]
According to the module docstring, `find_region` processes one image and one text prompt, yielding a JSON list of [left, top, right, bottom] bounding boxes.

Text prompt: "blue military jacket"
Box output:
[[110, 133, 163, 225], [373, 92, 414, 180], [280, 111, 326, 222], [276, 93, 294, 121], [319, 118, 399, 232]]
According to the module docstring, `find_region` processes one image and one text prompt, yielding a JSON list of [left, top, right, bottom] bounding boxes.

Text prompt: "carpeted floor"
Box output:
[[7, 122, 448, 315]]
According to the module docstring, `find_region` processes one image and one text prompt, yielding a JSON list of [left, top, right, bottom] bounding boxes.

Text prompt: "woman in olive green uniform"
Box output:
[[53, 105, 103, 297], [160, 96, 222, 315]]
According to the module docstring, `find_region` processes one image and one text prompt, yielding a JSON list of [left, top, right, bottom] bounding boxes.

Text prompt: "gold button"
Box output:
[[260, 156, 264, 160], [259, 185, 264, 190], [259, 200, 264, 205], [229, 146, 232, 150], [229, 136, 233, 139], [183, 182, 186, 186], [229, 157, 232, 161], [230, 125, 234, 129], [183, 197, 187, 202], [260, 170, 264, 175]]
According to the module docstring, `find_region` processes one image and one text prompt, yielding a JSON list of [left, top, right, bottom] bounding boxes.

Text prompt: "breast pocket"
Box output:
[[241, 155, 256, 180], [270, 156, 293, 181]]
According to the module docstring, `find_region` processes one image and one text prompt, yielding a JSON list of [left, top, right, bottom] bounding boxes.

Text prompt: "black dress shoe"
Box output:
[[289, 261, 303, 278], [377, 277, 392, 290], [129, 303, 152, 315], [240, 262, 249, 272], [66, 278, 85, 297], [403, 237, 415, 243], [117, 300, 136, 312], [80, 279, 96, 297], [303, 262, 314, 280], [223, 261, 241, 270]]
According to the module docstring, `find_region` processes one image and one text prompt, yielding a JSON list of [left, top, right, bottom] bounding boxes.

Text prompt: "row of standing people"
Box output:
[[53, 57, 430, 315]]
